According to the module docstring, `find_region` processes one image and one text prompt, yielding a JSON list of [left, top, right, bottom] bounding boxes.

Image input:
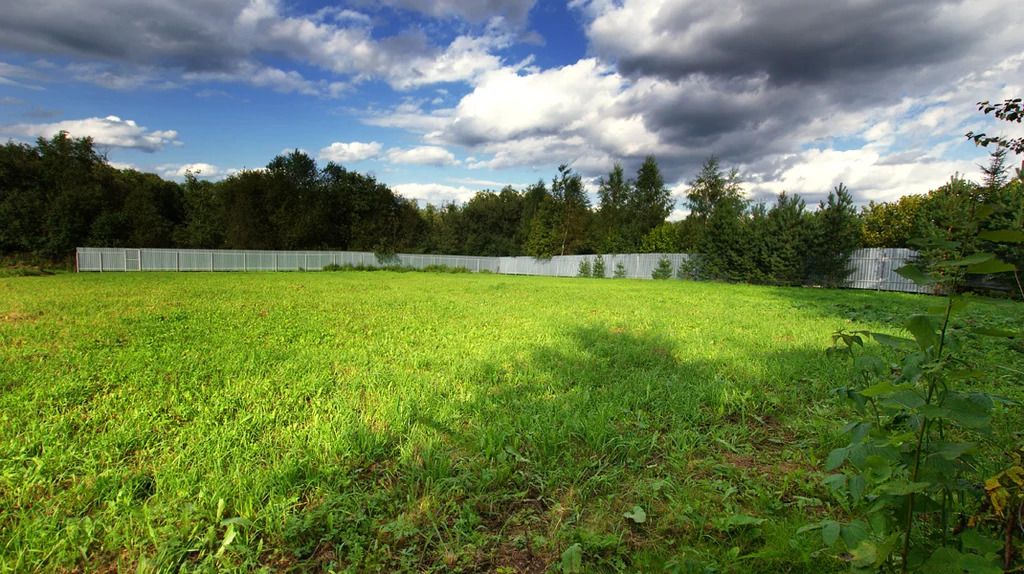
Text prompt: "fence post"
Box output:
[[99, 252, 103, 273], [210, 252, 214, 272], [176, 251, 180, 272], [878, 252, 886, 292]]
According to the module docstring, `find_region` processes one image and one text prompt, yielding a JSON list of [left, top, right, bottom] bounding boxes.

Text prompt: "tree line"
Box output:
[[2, 131, 1020, 290]]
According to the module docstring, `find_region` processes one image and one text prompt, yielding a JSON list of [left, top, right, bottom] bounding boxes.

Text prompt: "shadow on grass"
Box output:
[[259, 324, 851, 572]]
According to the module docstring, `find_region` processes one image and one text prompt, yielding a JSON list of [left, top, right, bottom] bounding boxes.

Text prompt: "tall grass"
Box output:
[[1, 272, 1020, 572]]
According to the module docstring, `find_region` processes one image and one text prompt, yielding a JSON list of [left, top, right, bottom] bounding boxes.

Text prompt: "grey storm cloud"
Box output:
[[573, 0, 1024, 185], [608, 0, 973, 86], [0, 0, 250, 72], [587, 0, 996, 108], [381, 0, 537, 26], [0, 0, 512, 87]]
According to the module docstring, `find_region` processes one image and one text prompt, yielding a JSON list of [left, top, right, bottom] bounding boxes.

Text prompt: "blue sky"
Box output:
[[1, 0, 1022, 217]]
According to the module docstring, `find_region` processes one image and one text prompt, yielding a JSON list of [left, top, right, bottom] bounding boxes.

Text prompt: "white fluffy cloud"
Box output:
[[392, 182, 479, 205], [1, 115, 181, 152], [238, 2, 510, 90], [317, 141, 383, 163], [386, 145, 459, 166], [158, 162, 239, 180], [425, 58, 666, 174]]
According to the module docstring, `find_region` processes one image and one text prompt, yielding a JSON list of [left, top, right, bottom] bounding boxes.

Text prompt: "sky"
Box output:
[[1, 0, 1023, 219]]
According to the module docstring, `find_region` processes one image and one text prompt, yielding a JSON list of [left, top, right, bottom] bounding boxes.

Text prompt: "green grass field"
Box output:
[[2, 272, 1021, 572]]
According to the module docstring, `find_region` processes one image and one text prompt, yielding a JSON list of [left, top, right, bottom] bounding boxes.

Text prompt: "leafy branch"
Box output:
[[966, 99, 1024, 155]]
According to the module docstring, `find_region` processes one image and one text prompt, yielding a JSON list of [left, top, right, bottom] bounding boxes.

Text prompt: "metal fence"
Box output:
[[75, 247, 930, 293], [848, 248, 930, 294]]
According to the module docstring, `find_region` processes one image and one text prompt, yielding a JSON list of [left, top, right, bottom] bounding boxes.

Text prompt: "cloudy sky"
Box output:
[[1, 0, 1022, 216]]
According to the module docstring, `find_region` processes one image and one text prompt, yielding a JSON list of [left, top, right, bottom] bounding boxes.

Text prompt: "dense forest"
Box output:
[[1, 131, 1021, 288]]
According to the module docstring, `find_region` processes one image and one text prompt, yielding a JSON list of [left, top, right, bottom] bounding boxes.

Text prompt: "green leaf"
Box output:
[[848, 474, 866, 502], [863, 455, 891, 483], [824, 473, 847, 491], [560, 543, 583, 573], [986, 392, 1022, 406], [849, 422, 872, 443], [970, 326, 1018, 338], [846, 540, 877, 568], [821, 521, 841, 546], [826, 447, 849, 471], [905, 314, 940, 351], [859, 380, 903, 398], [966, 259, 1016, 274], [942, 393, 991, 428], [923, 547, 963, 574], [839, 520, 870, 550], [869, 332, 917, 350], [853, 355, 886, 377], [715, 514, 764, 530], [909, 237, 958, 249], [935, 253, 994, 268], [623, 505, 647, 524], [215, 523, 236, 559], [881, 389, 926, 410], [929, 442, 978, 461], [960, 530, 1003, 554], [957, 553, 1003, 574], [880, 481, 930, 495], [895, 265, 942, 286], [979, 229, 1024, 242]]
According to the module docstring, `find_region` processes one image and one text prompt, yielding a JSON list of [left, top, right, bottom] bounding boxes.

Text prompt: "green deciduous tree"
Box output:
[[860, 195, 927, 248], [685, 155, 742, 230]]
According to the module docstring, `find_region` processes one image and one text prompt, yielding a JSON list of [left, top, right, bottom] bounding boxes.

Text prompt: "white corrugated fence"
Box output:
[[76, 247, 930, 293]]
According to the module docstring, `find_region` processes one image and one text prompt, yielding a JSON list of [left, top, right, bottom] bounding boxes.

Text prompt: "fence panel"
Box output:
[[848, 248, 931, 293], [75, 247, 934, 294]]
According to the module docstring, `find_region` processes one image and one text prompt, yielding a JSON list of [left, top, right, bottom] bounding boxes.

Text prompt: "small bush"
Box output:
[[0, 264, 51, 278], [592, 255, 606, 278], [324, 262, 471, 274], [613, 262, 627, 279], [651, 256, 673, 280], [422, 264, 471, 274], [322, 262, 378, 271], [577, 258, 592, 278]]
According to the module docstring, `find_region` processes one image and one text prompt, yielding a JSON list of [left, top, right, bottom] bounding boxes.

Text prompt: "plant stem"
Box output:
[[900, 199, 973, 572]]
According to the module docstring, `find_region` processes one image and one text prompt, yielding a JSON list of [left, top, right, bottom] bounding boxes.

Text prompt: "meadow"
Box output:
[[1, 271, 1021, 572]]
